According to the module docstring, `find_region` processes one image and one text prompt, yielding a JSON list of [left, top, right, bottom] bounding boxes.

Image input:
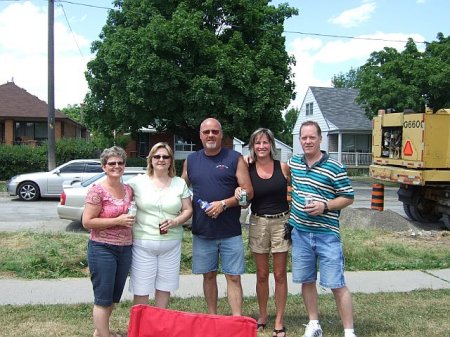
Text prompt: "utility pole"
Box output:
[[48, 0, 56, 170]]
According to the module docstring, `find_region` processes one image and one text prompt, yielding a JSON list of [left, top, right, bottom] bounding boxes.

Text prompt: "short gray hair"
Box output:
[[100, 146, 127, 166]]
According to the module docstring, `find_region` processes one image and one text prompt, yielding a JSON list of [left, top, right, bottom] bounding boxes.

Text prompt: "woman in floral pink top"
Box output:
[[82, 146, 134, 337]]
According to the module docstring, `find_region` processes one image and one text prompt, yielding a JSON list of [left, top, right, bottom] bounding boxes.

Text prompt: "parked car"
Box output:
[[7, 159, 103, 201], [57, 167, 147, 222]]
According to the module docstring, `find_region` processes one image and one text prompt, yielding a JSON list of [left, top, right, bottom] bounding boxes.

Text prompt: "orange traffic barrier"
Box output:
[[371, 183, 384, 211]]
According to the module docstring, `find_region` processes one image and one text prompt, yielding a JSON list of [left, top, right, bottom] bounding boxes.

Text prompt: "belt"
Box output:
[[253, 210, 289, 219]]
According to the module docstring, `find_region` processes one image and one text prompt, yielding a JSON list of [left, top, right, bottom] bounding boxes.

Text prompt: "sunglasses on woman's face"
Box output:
[[153, 155, 171, 160], [106, 161, 125, 166]]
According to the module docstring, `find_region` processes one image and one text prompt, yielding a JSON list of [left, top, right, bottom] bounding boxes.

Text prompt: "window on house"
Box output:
[[15, 122, 47, 143], [342, 134, 371, 152], [175, 136, 196, 151], [305, 102, 313, 116]]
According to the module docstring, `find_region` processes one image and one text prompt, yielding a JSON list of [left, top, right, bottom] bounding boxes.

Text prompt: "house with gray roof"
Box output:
[[292, 86, 372, 166]]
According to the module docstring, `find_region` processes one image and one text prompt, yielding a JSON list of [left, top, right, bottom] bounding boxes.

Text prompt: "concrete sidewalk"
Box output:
[[1, 269, 449, 306]]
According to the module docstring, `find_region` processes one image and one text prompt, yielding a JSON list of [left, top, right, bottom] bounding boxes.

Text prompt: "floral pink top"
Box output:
[[85, 183, 133, 246]]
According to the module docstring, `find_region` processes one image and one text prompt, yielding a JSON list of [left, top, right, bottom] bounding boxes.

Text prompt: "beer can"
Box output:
[[304, 194, 314, 206], [239, 189, 247, 206]]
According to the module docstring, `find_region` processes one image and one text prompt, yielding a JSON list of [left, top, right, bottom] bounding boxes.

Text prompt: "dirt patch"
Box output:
[[341, 207, 415, 231]]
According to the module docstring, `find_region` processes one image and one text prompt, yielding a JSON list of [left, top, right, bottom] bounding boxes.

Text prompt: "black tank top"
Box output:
[[250, 160, 289, 215]]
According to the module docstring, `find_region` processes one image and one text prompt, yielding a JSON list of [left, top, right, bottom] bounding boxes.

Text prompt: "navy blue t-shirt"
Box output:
[[187, 148, 242, 239]]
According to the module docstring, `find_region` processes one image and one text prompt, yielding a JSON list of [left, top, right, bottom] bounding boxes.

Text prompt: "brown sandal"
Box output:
[[272, 327, 286, 337]]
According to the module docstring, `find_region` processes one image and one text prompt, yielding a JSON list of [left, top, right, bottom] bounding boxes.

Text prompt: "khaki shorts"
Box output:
[[248, 213, 290, 254]]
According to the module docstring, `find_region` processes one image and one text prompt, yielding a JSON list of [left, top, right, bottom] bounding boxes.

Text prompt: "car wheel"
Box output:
[[18, 182, 40, 201]]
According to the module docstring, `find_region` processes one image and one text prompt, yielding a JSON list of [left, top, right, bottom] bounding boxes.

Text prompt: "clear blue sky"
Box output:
[[0, 0, 448, 109]]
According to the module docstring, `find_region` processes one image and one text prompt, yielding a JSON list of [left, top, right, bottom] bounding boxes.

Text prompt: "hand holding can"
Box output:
[[159, 222, 168, 234]]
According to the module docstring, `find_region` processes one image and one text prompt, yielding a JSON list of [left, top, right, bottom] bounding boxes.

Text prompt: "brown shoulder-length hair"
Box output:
[[248, 128, 277, 162], [146, 142, 176, 177]]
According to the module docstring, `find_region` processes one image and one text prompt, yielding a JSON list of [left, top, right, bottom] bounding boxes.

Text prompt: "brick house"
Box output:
[[0, 81, 88, 145]]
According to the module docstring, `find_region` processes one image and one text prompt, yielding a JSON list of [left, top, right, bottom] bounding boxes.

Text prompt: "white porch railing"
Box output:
[[328, 152, 372, 167]]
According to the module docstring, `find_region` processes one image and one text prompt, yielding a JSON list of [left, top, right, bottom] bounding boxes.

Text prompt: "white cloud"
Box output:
[[287, 32, 426, 108], [0, 2, 91, 108], [329, 2, 376, 28]]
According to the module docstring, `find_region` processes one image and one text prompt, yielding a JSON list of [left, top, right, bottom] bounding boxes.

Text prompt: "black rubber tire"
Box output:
[[17, 182, 40, 201], [402, 203, 415, 221], [408, 204, 442, 223]]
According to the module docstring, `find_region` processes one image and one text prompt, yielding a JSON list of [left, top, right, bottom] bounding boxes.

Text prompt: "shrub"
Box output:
[[0, 138, 111, 180]]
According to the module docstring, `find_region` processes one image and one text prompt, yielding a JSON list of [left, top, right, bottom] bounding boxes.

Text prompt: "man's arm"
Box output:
[[236, 156, 253, 201], [181, 159, 190, 186]]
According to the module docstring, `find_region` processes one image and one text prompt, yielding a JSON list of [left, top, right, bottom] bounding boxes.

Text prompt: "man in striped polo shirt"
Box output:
[[288, 121, 357, 337]]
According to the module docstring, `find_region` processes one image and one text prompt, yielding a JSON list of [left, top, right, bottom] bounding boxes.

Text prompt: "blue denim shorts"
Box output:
[[291, 229, 346, 289], [87, 240, 132, 306], [192, 235, 245, 275]]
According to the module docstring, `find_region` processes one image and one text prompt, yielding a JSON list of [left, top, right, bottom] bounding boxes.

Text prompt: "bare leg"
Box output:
[[92, 304, 114, 337], [225, 274, 243, 316], [273, 252, 288, 331], [253, 253, 269, 325], [302, 282, 319, 320], [203, 271, 218, 314], [155, 289, 170, 308], [332, 286, 354, 329], [133, 295, 149, 305]]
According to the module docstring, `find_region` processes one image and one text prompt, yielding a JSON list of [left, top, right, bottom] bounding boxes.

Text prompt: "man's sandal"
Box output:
[[272, 326, 286, 337]]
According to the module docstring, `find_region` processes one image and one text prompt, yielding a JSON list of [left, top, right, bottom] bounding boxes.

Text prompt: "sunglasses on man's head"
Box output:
[[201, 129, 220, 135], [153, 155, 171, 160], [106, 161, 124, 166]]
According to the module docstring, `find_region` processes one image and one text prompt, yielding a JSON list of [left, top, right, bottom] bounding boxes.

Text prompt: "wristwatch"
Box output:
[[322, 201, 328, 213], [221, 200, 228, 211]]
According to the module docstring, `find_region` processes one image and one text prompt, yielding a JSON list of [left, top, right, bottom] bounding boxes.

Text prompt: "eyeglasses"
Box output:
[[106, 161, 124, 166], [201, 129, 220, 135], [152, 155, 171, 160]]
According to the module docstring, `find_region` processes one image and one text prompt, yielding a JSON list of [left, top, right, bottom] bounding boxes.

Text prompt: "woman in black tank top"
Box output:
[[240, 128, 291, 337]]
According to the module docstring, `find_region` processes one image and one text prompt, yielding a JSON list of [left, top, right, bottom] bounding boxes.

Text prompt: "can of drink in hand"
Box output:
[[304, 194, 314, 206], [159, 222, 168, 235], [239, 189, 247, 206]]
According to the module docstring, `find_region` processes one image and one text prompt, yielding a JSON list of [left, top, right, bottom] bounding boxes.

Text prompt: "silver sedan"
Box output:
[[57, 167, 146, 222], [7, 159, 102, 201]]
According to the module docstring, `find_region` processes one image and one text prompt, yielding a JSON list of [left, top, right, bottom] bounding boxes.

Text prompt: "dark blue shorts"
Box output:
[[87, 240, 132, 307]]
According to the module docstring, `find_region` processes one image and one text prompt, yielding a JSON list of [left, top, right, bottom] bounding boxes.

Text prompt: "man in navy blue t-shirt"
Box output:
[[182, 117, 253, 316]]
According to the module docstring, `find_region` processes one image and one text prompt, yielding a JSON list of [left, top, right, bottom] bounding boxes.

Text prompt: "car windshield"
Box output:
[[80, 171, 143, 188], [81, 172, 106, 187]]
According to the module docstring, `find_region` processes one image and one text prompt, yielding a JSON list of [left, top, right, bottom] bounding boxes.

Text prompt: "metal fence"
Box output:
[[328, 152, 372, 167]]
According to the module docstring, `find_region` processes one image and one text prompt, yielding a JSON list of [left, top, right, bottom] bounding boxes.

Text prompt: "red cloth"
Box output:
[[127, 304, 257, 337]]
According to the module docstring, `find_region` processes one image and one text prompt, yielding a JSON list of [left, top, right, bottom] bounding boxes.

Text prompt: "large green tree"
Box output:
[[331, 67, 360, 89], [275, 107, 298, 147], [354, 33, 450, 118], [84, 0, 298, 143]]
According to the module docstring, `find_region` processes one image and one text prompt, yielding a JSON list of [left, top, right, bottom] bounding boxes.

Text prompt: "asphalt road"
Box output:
[[0, 181, 445, 232]]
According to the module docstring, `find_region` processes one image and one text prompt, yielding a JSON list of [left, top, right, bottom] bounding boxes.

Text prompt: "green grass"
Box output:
[[0, 181, 5, 192], [1, 228, 449, 279], [0, 290, 449, 336]]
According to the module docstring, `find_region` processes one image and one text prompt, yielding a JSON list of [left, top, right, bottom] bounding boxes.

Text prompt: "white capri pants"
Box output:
[[129, 239, 182, 296]]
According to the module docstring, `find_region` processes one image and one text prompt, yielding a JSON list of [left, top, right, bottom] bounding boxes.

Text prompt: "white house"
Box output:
[[292, 86, 372, 166]]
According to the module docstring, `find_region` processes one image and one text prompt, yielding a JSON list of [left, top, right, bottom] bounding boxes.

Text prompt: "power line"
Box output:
[[57, 0, 112, 10], [283, 30, 427, 44], [57, 2, 85, 60], [2, 0, 429, 45]]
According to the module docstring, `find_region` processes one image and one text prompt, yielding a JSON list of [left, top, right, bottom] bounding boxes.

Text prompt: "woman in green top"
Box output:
[[127, 142, 192, 308]]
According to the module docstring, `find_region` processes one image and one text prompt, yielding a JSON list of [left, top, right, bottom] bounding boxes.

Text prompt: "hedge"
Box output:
[[1, 139, 186, 180], [0, 139, 106, 180]]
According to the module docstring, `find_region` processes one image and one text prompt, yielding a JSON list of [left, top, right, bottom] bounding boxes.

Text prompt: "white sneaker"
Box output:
[[302, 322, 323, 337], [345, 333, 357, 337]]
